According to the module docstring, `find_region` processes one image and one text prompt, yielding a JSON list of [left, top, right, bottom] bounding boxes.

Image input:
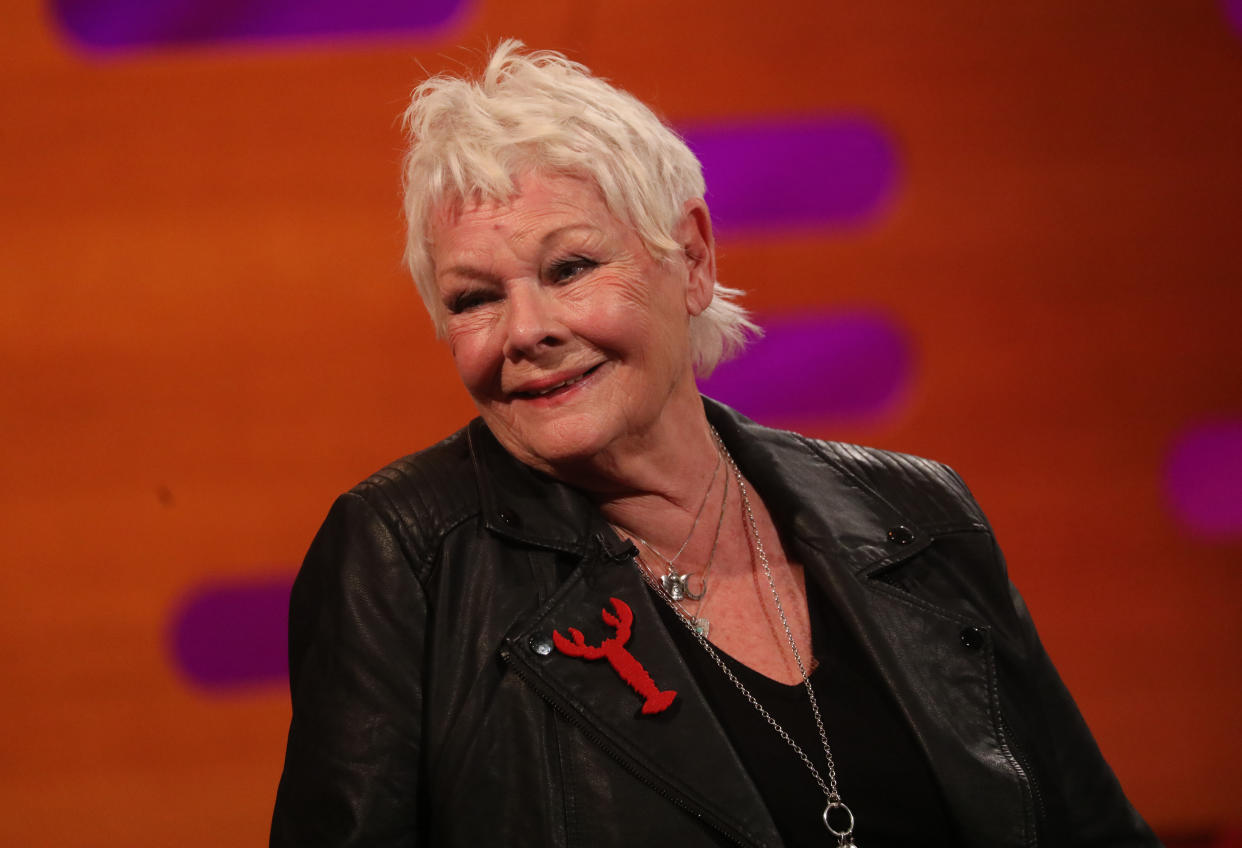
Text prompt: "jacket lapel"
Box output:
[[502, 550, 784, 847], [717, 404, 1030, 847]]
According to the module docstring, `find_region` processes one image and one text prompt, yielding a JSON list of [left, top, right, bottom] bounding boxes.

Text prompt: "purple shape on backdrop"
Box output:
[[170, 574, 292, 689], [1164, 419, 1242, 538], [1225, 0, 1242, 38], [700, 310, 911, 422], [52, 0, 465, 50], [681, 119, 899, 237]]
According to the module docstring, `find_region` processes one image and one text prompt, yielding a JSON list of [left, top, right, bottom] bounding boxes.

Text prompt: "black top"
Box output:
[[657, 575, 960, 847]]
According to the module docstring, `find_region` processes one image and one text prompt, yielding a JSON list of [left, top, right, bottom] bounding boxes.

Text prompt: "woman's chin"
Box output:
[[489, 415, 621, 478], [533, 433, 617, 472]]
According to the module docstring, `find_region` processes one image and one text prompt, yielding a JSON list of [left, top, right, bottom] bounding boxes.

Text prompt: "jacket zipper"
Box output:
[[499, 644, 754, 848], [996, 709, 1046, 847]]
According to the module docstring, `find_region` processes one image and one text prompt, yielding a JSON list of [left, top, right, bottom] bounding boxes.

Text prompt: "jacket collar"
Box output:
[[707, 398, 933, 577], [469, 397, 931, 577], [467, 417, 632, 560]]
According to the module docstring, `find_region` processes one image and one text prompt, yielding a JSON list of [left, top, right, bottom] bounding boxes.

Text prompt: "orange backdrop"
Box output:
[[3, 1, 1241, 844]]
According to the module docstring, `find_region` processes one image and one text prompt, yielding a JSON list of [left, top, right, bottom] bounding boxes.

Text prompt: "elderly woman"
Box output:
[[271, 42, 1157, 848]]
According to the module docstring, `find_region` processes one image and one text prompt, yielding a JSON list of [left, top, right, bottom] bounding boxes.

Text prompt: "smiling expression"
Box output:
[[431, 171, 714, 479]]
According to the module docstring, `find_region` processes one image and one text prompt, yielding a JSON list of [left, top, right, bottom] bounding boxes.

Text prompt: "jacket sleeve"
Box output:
[[270, 491, 428, 847], [996, 544, 1161, 847]]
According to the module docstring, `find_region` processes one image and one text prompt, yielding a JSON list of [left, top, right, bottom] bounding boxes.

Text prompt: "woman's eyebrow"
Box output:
[[538, 223, 602, 248], [438, 264, 500, 285]]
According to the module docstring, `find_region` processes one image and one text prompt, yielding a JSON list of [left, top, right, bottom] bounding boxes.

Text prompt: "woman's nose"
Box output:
[[502, 282, 565, 359]]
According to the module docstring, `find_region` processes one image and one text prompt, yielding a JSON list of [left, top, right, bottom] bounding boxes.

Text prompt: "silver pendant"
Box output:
[[823, 800, 856, 846], [691, 617, 710, 637], [661, 571, 690, 601], [684, 574, 707, 601], [660, 568, 706, 602]]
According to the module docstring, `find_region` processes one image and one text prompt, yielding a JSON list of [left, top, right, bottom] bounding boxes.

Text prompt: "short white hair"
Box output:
[[400, 39, 758, 376]]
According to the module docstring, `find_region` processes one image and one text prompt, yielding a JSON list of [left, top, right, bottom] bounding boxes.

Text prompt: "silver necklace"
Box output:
[[629, 450, 722, 602], [643, 429, 859, 847], [635, 469, 729, 635]]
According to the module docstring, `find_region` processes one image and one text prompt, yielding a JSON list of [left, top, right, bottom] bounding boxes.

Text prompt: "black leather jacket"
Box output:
[[272, 399, 1157, 847]]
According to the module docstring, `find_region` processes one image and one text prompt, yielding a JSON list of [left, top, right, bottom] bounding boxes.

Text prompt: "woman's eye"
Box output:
[[548, 257, 597, 283], [447, 290, 493, 314]]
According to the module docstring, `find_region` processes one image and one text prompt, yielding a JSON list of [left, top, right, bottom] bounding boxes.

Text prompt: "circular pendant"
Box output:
[[822, 800, 855, 843], [683, 574, 707, 601]]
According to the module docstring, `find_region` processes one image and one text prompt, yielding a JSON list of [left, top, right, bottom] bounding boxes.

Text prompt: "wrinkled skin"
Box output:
[[431, 171, 716, 488]]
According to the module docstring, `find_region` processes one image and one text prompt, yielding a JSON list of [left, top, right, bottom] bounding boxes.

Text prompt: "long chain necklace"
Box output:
[[629, 449, 722, 602], [637, 429, 859, 847]]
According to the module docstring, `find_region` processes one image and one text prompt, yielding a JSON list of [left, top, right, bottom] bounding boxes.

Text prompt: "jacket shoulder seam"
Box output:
[[346, 430, 482, 579], [793, 433, 987, 531]]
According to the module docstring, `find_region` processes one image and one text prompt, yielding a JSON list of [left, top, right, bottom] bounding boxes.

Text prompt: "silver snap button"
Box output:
[[529, 635, 554, 656]]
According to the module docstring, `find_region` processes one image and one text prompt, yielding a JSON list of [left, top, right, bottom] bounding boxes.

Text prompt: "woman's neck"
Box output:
[[585, 402, 723, 553], [535, 388, 718, 548]]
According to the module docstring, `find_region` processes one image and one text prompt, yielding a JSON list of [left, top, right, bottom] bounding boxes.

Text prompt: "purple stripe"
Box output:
[[700, 310, 912, 423], [52, 0, 466, 51], [1225, 0, 1242, 39], [680, 118, 899, 237], [170, 574, 292, 689], [1164, 419, 1242, 538]]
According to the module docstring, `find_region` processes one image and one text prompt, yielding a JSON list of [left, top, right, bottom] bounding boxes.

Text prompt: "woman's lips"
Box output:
[[512, 363, 605, 403]]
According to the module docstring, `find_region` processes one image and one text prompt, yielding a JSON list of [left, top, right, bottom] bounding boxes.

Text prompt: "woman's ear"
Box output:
[[675, 198, 717, 317]]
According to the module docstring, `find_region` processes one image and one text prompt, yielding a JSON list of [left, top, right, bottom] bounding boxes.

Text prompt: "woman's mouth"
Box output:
[[514, 363, 605, 400]]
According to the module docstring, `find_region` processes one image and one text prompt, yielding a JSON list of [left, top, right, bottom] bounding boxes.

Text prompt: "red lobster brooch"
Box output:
[[552, 597, 677, 714]]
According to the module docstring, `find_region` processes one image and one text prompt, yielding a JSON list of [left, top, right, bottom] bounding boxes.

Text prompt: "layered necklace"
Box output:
[[630, 429, 859, 847], [629, 449, 727, 634]]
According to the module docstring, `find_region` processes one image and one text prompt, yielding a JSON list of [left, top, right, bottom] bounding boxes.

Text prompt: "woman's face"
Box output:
[[431, 171, 714, 478]]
